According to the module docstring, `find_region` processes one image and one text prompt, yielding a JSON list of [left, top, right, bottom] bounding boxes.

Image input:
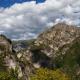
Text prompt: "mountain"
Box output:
[[28, 23, 80, 68], [28, 23, 80, 79], [0, 34, 34, 80], [12, 39, 35, 52], [0, 23, 80, 80], [34, 23, 80, 57]]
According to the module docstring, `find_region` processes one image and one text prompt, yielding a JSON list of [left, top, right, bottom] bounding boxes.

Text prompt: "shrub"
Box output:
[[30, 68, 71, 80]]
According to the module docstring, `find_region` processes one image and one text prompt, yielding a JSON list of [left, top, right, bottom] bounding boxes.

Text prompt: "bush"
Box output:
[[0, 71, 16, 80], [30, 68, 71, 80]]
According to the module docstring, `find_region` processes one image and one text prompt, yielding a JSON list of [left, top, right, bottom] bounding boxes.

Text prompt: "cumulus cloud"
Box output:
[[0, 0, 80, 40]]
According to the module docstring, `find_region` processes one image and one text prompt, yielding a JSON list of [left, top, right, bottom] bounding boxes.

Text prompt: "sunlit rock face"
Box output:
[[34, 23, 80, 57], [15, 23, 80, 70], [27, 23, 80, 70], [0, 35, 16, 70], [0, 34, 35, 80], [0, 35, 24, 79], [0, 35, 16, 69]]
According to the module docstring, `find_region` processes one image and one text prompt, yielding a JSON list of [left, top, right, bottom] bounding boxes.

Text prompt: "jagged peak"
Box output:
[[0, 34, 7, 38], [51, 22, 79, 30], [38, 23, 80, 38], [0, 34, 12, 44]]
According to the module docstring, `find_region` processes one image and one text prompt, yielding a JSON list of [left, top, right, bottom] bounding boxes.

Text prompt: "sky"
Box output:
[[0, 0, 45, 7], [0, 0, 80, 40]]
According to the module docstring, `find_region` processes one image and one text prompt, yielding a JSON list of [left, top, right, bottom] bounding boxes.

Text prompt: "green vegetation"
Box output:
[[0, 54, 6, 71], [0, 70, 17, 80], [30, 68, 71, 80], [53, 38, 80, 79], [63, 39, 80, 79], [0, 66, 22, 80]]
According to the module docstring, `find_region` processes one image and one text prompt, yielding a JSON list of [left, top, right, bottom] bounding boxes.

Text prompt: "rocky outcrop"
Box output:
[[17, 49, 35, 80], [25, 23, 80, 70], [0, 35, 23, 79], [0, 34, 12, 54], [34, 23, 80, 57]]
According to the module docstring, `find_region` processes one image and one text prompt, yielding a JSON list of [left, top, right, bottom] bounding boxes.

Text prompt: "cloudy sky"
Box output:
[[0, 0, 80, 40]]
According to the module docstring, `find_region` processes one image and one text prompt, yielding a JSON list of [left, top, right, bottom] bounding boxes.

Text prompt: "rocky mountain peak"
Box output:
[[0, 34, 12, 53], [51, 23, 80, 32], [34, 23, 80, 57]]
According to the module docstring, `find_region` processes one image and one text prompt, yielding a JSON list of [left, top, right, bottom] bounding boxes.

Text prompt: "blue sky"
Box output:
[[0, 0, 45, 8]]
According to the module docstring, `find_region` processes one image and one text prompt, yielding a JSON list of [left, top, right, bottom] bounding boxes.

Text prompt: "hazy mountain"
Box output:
[[12, 39, 35, 52]]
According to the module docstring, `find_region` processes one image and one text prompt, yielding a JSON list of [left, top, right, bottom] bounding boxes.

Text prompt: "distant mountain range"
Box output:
[[0, 23, 80, 80], [12, 39, 35, 52]]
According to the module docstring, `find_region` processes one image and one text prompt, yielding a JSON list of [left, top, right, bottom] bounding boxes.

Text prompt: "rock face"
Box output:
[[28, 23, 80, 78], [1, 23, 80, 80], [34, 23, 80, 57], [0, 35, 34, 80], [25, 23, 80, 70], [0, 35, 12, 53], [0, 35, 22, 79], [15, 23, 80, 71]]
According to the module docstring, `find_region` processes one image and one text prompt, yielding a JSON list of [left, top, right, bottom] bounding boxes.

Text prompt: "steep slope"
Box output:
[[34, 23, 80, 57], [11, 23, 80, 79], [0, 35, 23, 79], [0, 35, 34, 80], [62, 37, 80, 79], [28, 23, 80, 79], [19, 23, 80, 70]]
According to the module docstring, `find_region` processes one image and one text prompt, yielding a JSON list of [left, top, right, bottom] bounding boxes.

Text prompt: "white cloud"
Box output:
[[0, 0, 80, 40]]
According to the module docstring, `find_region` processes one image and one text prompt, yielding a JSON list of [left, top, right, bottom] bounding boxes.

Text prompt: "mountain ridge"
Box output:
[[0, 23, 80, 80]]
